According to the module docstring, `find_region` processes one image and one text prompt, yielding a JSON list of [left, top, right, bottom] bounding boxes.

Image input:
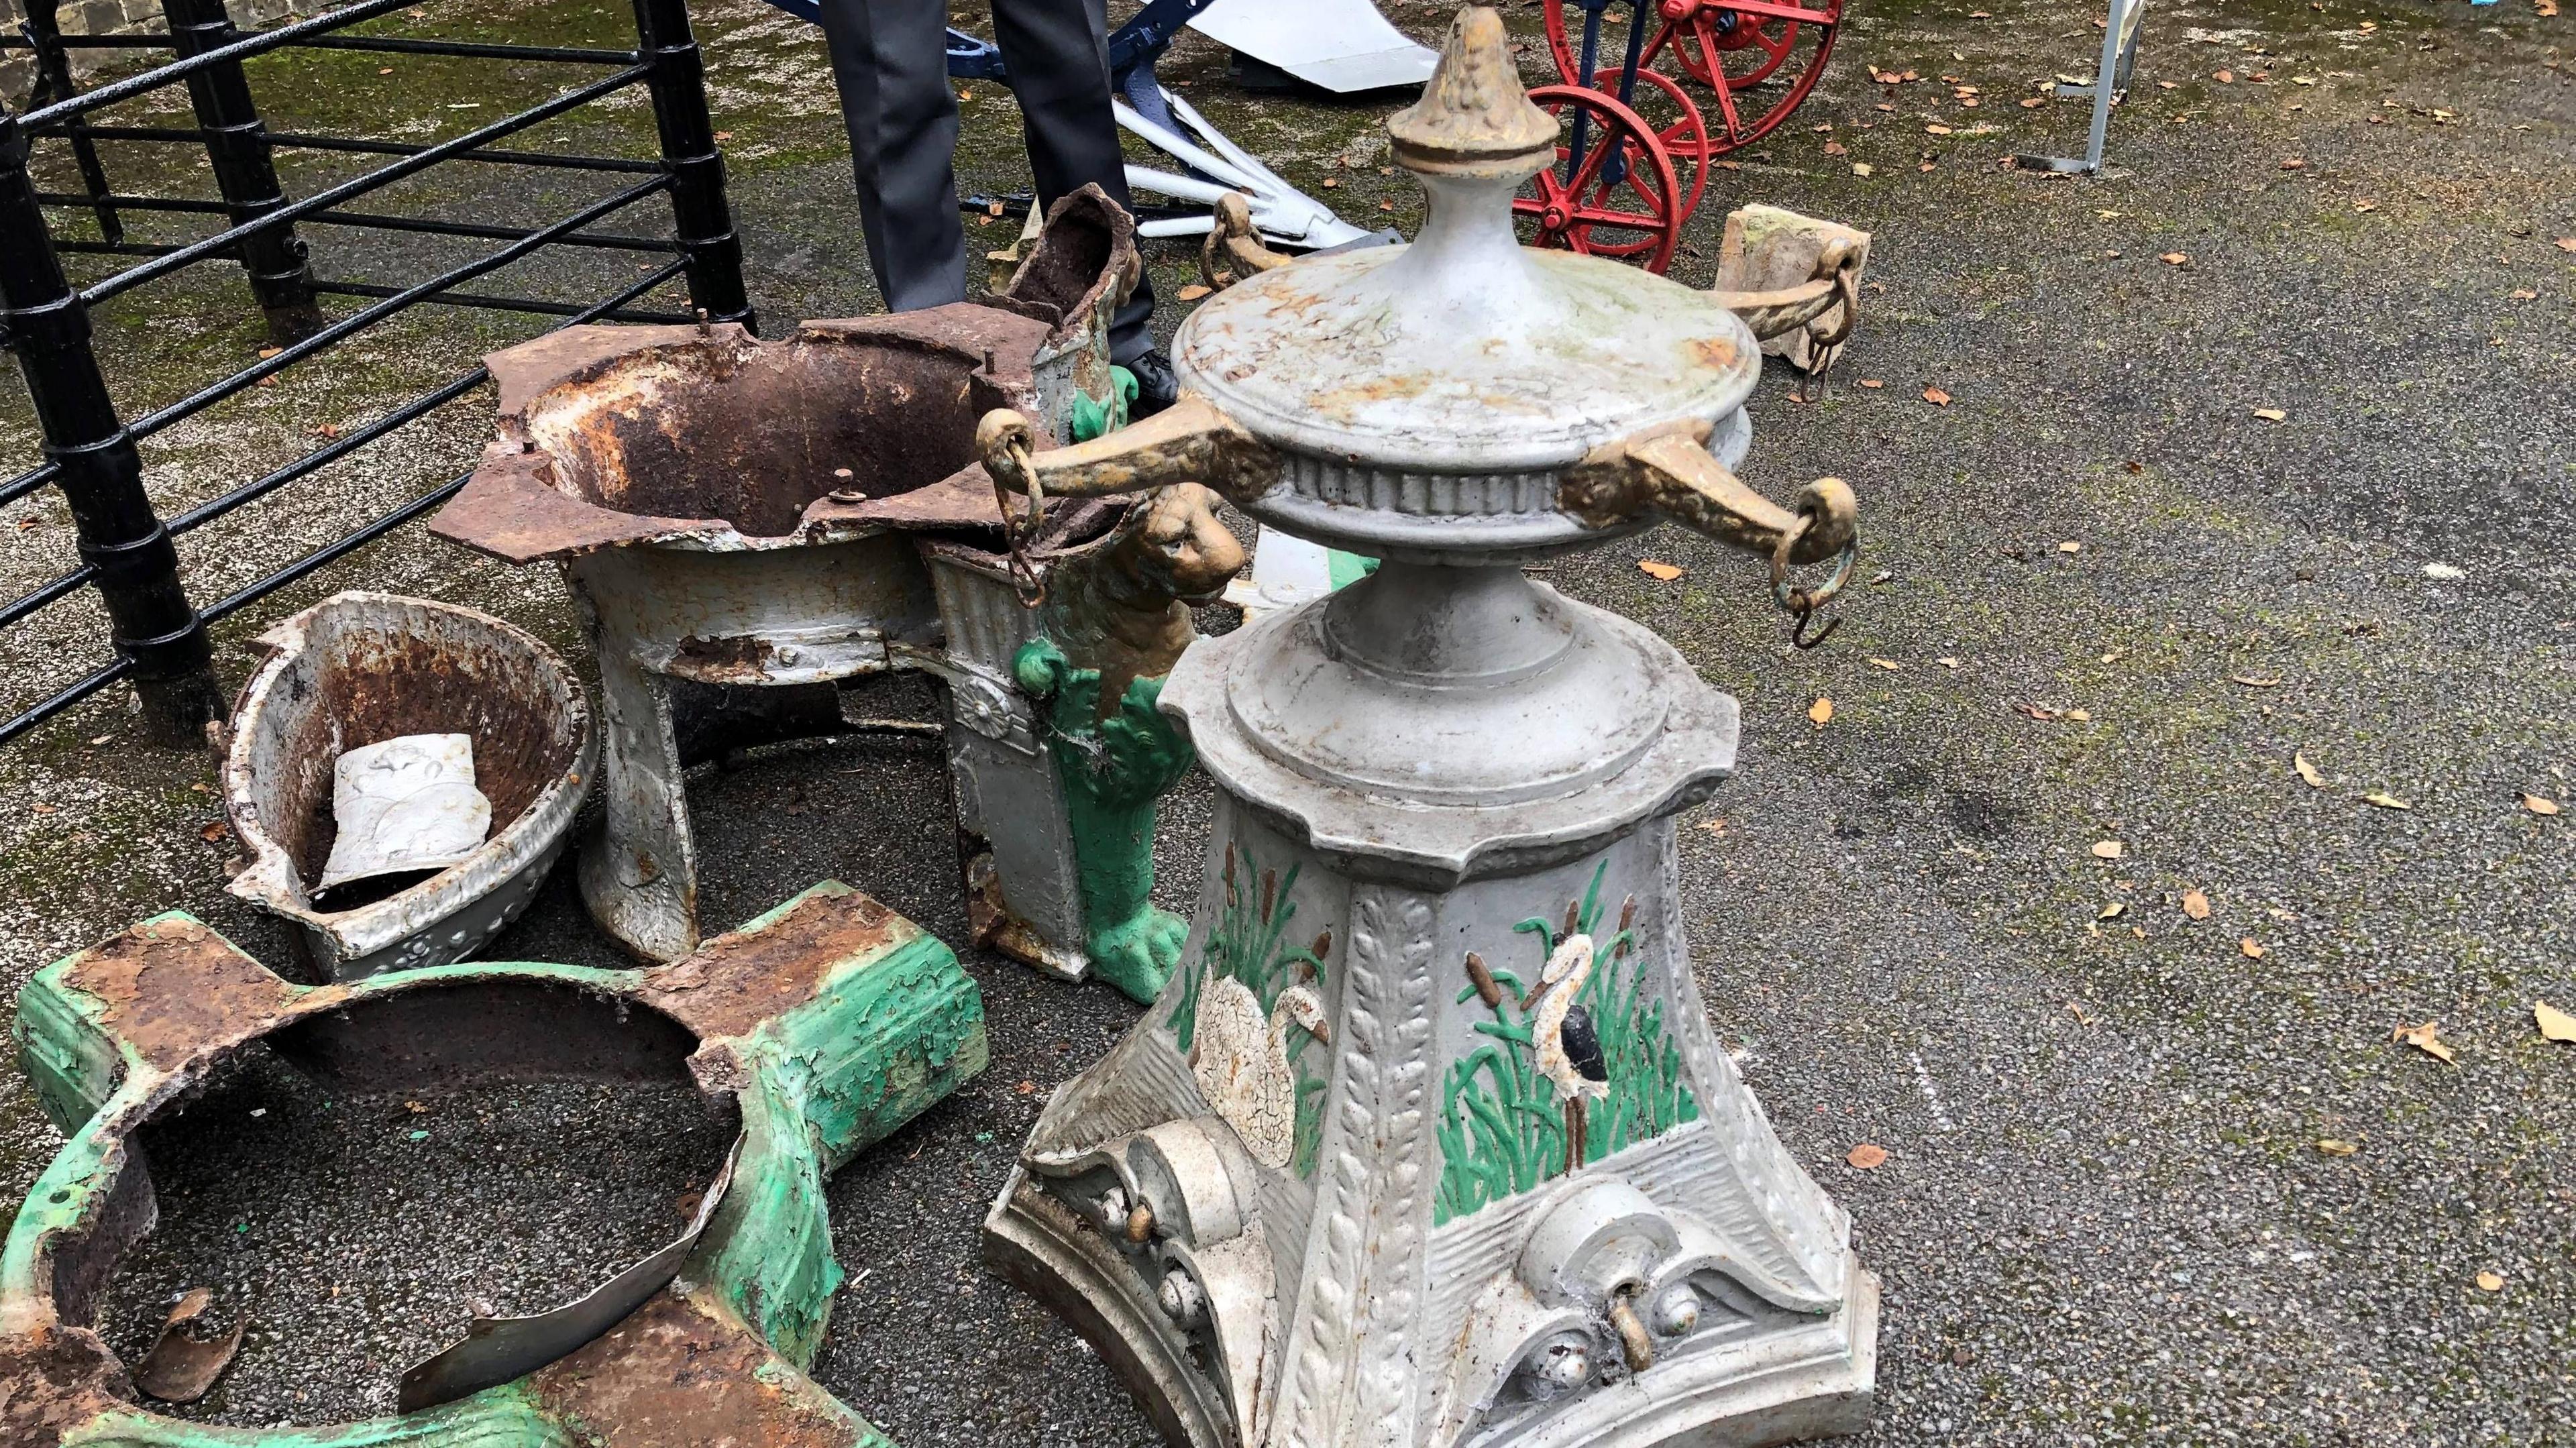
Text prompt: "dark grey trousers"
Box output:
[[818, 0, 1157, 361]]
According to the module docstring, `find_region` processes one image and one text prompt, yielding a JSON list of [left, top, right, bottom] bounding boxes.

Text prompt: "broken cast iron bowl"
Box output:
[[222, 592, 594, 981], [1, 882, 985, 1447], [425, 192, 1150, 967]]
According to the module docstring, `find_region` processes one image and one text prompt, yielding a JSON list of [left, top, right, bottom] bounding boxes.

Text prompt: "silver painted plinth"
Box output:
[[987, 572, 1875, 1448], [982, 11, 1876, 1445]]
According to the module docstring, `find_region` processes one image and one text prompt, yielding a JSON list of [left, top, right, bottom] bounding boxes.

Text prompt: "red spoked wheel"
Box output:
[[1542, 0, 1843, 158], [1512, 85, 1684, 274], [1623, 67, 1710, 223]]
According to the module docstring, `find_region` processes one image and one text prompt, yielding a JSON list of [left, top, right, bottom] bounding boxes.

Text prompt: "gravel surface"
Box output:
[[95, 1055, 738, 1426], [2, 0, 2571, 1444]]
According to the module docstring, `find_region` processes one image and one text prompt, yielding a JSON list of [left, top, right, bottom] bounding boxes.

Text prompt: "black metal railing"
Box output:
[[0, 0, 752, 745]]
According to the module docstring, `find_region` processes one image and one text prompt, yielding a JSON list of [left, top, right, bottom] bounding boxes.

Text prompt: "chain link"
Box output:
[[1770, 508, 1857, 651], [991, 435, 1048, 608]]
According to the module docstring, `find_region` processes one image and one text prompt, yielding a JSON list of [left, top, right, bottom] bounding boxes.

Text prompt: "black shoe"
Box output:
[[1126, 347, 1179, 420]]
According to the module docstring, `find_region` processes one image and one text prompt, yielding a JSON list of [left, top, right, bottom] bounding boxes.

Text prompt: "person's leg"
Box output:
[[816, 0, 969, 311], [987, 0, 1159, 363]]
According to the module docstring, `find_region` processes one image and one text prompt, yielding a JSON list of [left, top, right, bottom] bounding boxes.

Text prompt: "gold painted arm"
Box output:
[[977, 395, 1279, 510], [1200, 192, 1294, 290], [1560, 419, 1857, 567], [1711, 236, 1860, 349]]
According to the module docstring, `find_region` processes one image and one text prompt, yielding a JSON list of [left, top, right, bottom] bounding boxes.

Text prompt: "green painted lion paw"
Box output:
[[1089, 907, 1188, 1003]]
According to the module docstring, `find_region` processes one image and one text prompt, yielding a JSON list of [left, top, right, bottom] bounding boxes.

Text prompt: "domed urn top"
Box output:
[[1171, 6, 1761, 486]]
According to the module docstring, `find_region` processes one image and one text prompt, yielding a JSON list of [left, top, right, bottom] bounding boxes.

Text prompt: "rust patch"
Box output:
[[669, 634, 778, 684], [60, 921, 307, 1072], [1685, 335, 1741, 371], [484, 323, 748, 419], [0, 1323, 132, 1448], [638, 891, 903, 1042], [526, 1288, 865, 1448], [241, 599, 584, 891], [431, 449, 713, 567]]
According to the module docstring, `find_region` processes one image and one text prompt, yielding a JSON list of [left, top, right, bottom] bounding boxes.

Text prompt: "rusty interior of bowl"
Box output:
[[250, 608, 582, 903], [519, 336, 1010, 540]]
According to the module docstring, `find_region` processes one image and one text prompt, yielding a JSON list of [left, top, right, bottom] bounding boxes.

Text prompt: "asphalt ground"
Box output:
[[1, 0, 2571, 1444]]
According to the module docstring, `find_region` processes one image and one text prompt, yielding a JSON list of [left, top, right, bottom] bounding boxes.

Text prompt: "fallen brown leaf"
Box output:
[[1638, 559, 1686, 581], [2353, 199, 2379, 213], [2523, 793, 2561, 816], [2361, 791, 2410, 811], [199, 821, 229, 844], [2020, 96, 2045, 108], [2239, 937, 2265, 959], [2014, 702, 2063, 721], [2315, 1138, 2359, 1157], [2294, 753, 2326, 788], [2182, 888, 2211, 920], [1922, 386, 1951, 405], [2159, 252, 2190, 266], [2091, 840, 2125, 860], [2231, 673, 2282, 687], [2214, 68, 2235, 82], [2556, 237, 2576, 253], [2251, 408, 2286, 422], [1175, 284, 1213, 302], [1858, 378, 1885, 388], [1845, 1143, 1889, 1169], [1851, 162, 1875, 177], [2099, 902, 2126, 920], [2476, 1270, 2506, 1292], [2392, 1019, 2456, 1064], [2536, 1000, 2576, 1042], [1809, 696, 1835, 726]]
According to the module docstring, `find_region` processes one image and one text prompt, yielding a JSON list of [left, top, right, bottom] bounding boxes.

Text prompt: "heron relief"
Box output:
[[1436, 862, 1701, 1225]]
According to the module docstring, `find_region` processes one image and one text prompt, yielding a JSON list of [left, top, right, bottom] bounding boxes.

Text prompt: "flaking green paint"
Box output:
[[3, 883, 983, 1448], [1013, 637, 1193, 1003], [1067, 365, 1138, 443]]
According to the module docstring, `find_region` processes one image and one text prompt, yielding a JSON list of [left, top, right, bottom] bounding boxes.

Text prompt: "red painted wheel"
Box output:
[[1542, 0, 1843, 159], [1512, 85, 1685, 274], [1643, 0, 1842, 154], [1623, 67, 1710, 224]]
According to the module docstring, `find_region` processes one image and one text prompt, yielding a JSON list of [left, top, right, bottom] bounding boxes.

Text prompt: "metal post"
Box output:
[[0, 107, 224, 744], [629, 0, 753, 330], [159, 0, 326, 343], [19, 0, 124, 247], [2079, 0, 2129, 173]]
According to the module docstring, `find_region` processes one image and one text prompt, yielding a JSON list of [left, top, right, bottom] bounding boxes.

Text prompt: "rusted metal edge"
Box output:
[[435, 305, 1066, 565], [221, 592, 596, 978], [1, 883, 983, 1448]]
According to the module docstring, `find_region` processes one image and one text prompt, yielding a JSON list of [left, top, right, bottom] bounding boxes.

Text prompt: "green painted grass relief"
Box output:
[[1434, 862, 1700, 1226], [1167, 841, 1334, 1178]]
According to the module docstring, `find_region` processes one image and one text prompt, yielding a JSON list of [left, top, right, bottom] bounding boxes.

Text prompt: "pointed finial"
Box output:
[[1387, 6, 1556, 172]]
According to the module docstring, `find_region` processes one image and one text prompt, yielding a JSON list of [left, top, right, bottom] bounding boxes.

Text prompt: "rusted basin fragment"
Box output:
[[420, 190, 1224, 981], [222, 592, 594, 981], [1, 883, 983, 1447]]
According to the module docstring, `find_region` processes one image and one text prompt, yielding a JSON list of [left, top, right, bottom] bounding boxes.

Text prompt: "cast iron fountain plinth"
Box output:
[[975, 11, 1877, 1447]]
